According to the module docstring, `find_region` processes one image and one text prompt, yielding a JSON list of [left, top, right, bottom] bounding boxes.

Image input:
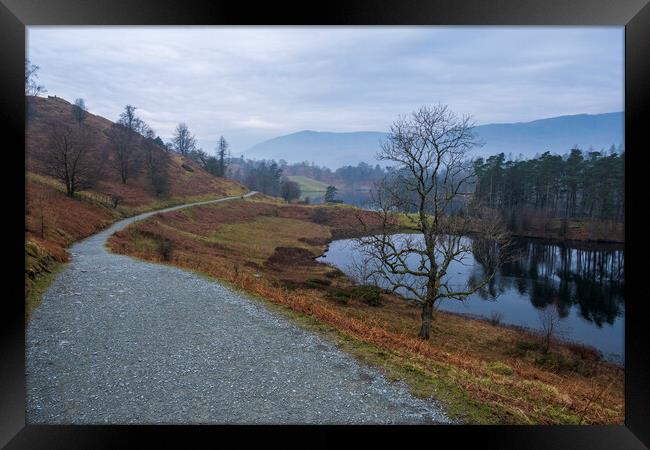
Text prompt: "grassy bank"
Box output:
[[25, 253, 65, 322], [108, 197, 623, 424]]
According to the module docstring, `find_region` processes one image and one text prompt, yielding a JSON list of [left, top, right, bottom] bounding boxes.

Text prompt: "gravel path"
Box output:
[[26, 193, 452, 424]]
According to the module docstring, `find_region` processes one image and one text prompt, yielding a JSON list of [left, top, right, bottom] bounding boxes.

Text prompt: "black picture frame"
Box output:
[[2, 0, 648, 447]]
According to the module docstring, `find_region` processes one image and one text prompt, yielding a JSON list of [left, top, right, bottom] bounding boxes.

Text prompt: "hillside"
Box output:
[[25, 96, 247, 319], [471, 112, 624, 159], [246, 112, 624, 167], [26, 96, 245, 206]]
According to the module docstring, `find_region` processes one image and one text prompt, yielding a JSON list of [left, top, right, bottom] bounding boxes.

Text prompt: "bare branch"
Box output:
[[356, 104, 510, 340]]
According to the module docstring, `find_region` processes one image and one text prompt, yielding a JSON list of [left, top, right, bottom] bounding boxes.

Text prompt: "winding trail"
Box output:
[[26, 192, 451, 424]]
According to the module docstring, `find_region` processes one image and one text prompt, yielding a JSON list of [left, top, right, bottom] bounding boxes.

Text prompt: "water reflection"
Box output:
[[319, 234, 625, 363], [492, 240, 624, 327]]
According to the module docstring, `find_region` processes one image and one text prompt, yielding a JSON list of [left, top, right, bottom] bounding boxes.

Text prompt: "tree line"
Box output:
[[473, 149, 625, 225], [227, 156, 301, 202], [278, 160, 386, 189], [34, 100, 233, 203], [37, 100, 173, 202], [165, 123, 230, 178]]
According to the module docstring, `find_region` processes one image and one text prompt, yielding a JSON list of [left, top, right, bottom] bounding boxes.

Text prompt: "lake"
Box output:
[[318, 234, 625, 364]]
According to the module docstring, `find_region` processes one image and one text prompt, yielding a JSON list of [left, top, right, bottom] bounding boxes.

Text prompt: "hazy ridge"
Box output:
[[246, 112, 624, 167]]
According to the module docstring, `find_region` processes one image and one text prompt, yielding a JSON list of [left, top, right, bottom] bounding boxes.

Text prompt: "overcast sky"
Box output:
[[27, 26, 623, 155]]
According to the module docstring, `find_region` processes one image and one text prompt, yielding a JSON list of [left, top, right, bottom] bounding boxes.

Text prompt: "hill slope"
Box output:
[[246, 112, 624, 167], [27, 96, 246, 206], [472, 112, 624, 159], [25, 96, 247, 318]]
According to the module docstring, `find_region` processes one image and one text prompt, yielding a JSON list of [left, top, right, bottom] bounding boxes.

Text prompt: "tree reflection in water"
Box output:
[[473, 239, 624, 327]]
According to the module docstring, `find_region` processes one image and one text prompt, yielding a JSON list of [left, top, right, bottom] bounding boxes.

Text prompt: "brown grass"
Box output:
[[26, 96, 247, 208], [108, 198, 624, 425]]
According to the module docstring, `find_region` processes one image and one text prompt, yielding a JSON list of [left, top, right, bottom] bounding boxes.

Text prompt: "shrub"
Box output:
[[303, 278, 332, 289], [535, 353, 565, 371], [325, 288, 351, 305], [487, 361, 514, 376], [565, 342, 602, 361], [156, 238, 174, 261], [517, 340, 542, 352], [110, 195, 122, 209], [325, 268, 345, 278], [312, 208, 329, 225], [280, 279, 299, 291], [535, 352, 596, 377], [350, 285, 383, 306], [538, 304, 561, 353], [504, 347, 527, 358]]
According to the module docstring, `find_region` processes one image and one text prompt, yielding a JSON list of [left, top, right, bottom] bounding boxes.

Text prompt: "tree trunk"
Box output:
[[418, 299, 434, 340], [40, 211, 45, 239]]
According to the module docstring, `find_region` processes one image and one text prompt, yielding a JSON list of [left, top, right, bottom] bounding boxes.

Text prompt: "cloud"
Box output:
[[27, 26, 623, 153], [234, 117, 285, 130]]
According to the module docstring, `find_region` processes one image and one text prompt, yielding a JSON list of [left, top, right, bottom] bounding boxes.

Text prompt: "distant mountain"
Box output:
[[246, 112, 623, 168], [471, 112, 624, 160], [247, 130, 388, 168]]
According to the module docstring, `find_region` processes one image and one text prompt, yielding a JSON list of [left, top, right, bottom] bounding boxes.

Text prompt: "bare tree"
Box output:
[[172, 123, 197, 156], [25, 59, 47, 96], [356, 104, 509, 340], [144, 138, 170, 197], [118, 105, 148, 135], [108, 105, 147, 184], [189, 148, 209, 167], [538, 303, 562, 353], [29, 187, 57, 239], [71, 98, 87, 126], [43, 123, 96, 197], [347, 252, 382, 286], [108, 124, 134, 184]]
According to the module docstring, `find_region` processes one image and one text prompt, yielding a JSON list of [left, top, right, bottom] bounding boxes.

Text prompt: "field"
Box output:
[[108, 197, 624, 425], [287, 175, 331, 192]]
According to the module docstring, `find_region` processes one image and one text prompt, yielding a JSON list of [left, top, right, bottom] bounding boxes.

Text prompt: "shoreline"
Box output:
[[318, 230, 624, 366]]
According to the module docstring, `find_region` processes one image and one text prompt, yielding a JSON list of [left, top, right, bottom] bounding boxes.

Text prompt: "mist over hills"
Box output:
[[245, 112, 623, 168]]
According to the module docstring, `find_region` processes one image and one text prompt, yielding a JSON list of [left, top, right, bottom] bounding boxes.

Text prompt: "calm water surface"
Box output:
[[318, 234, 624, 364]]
